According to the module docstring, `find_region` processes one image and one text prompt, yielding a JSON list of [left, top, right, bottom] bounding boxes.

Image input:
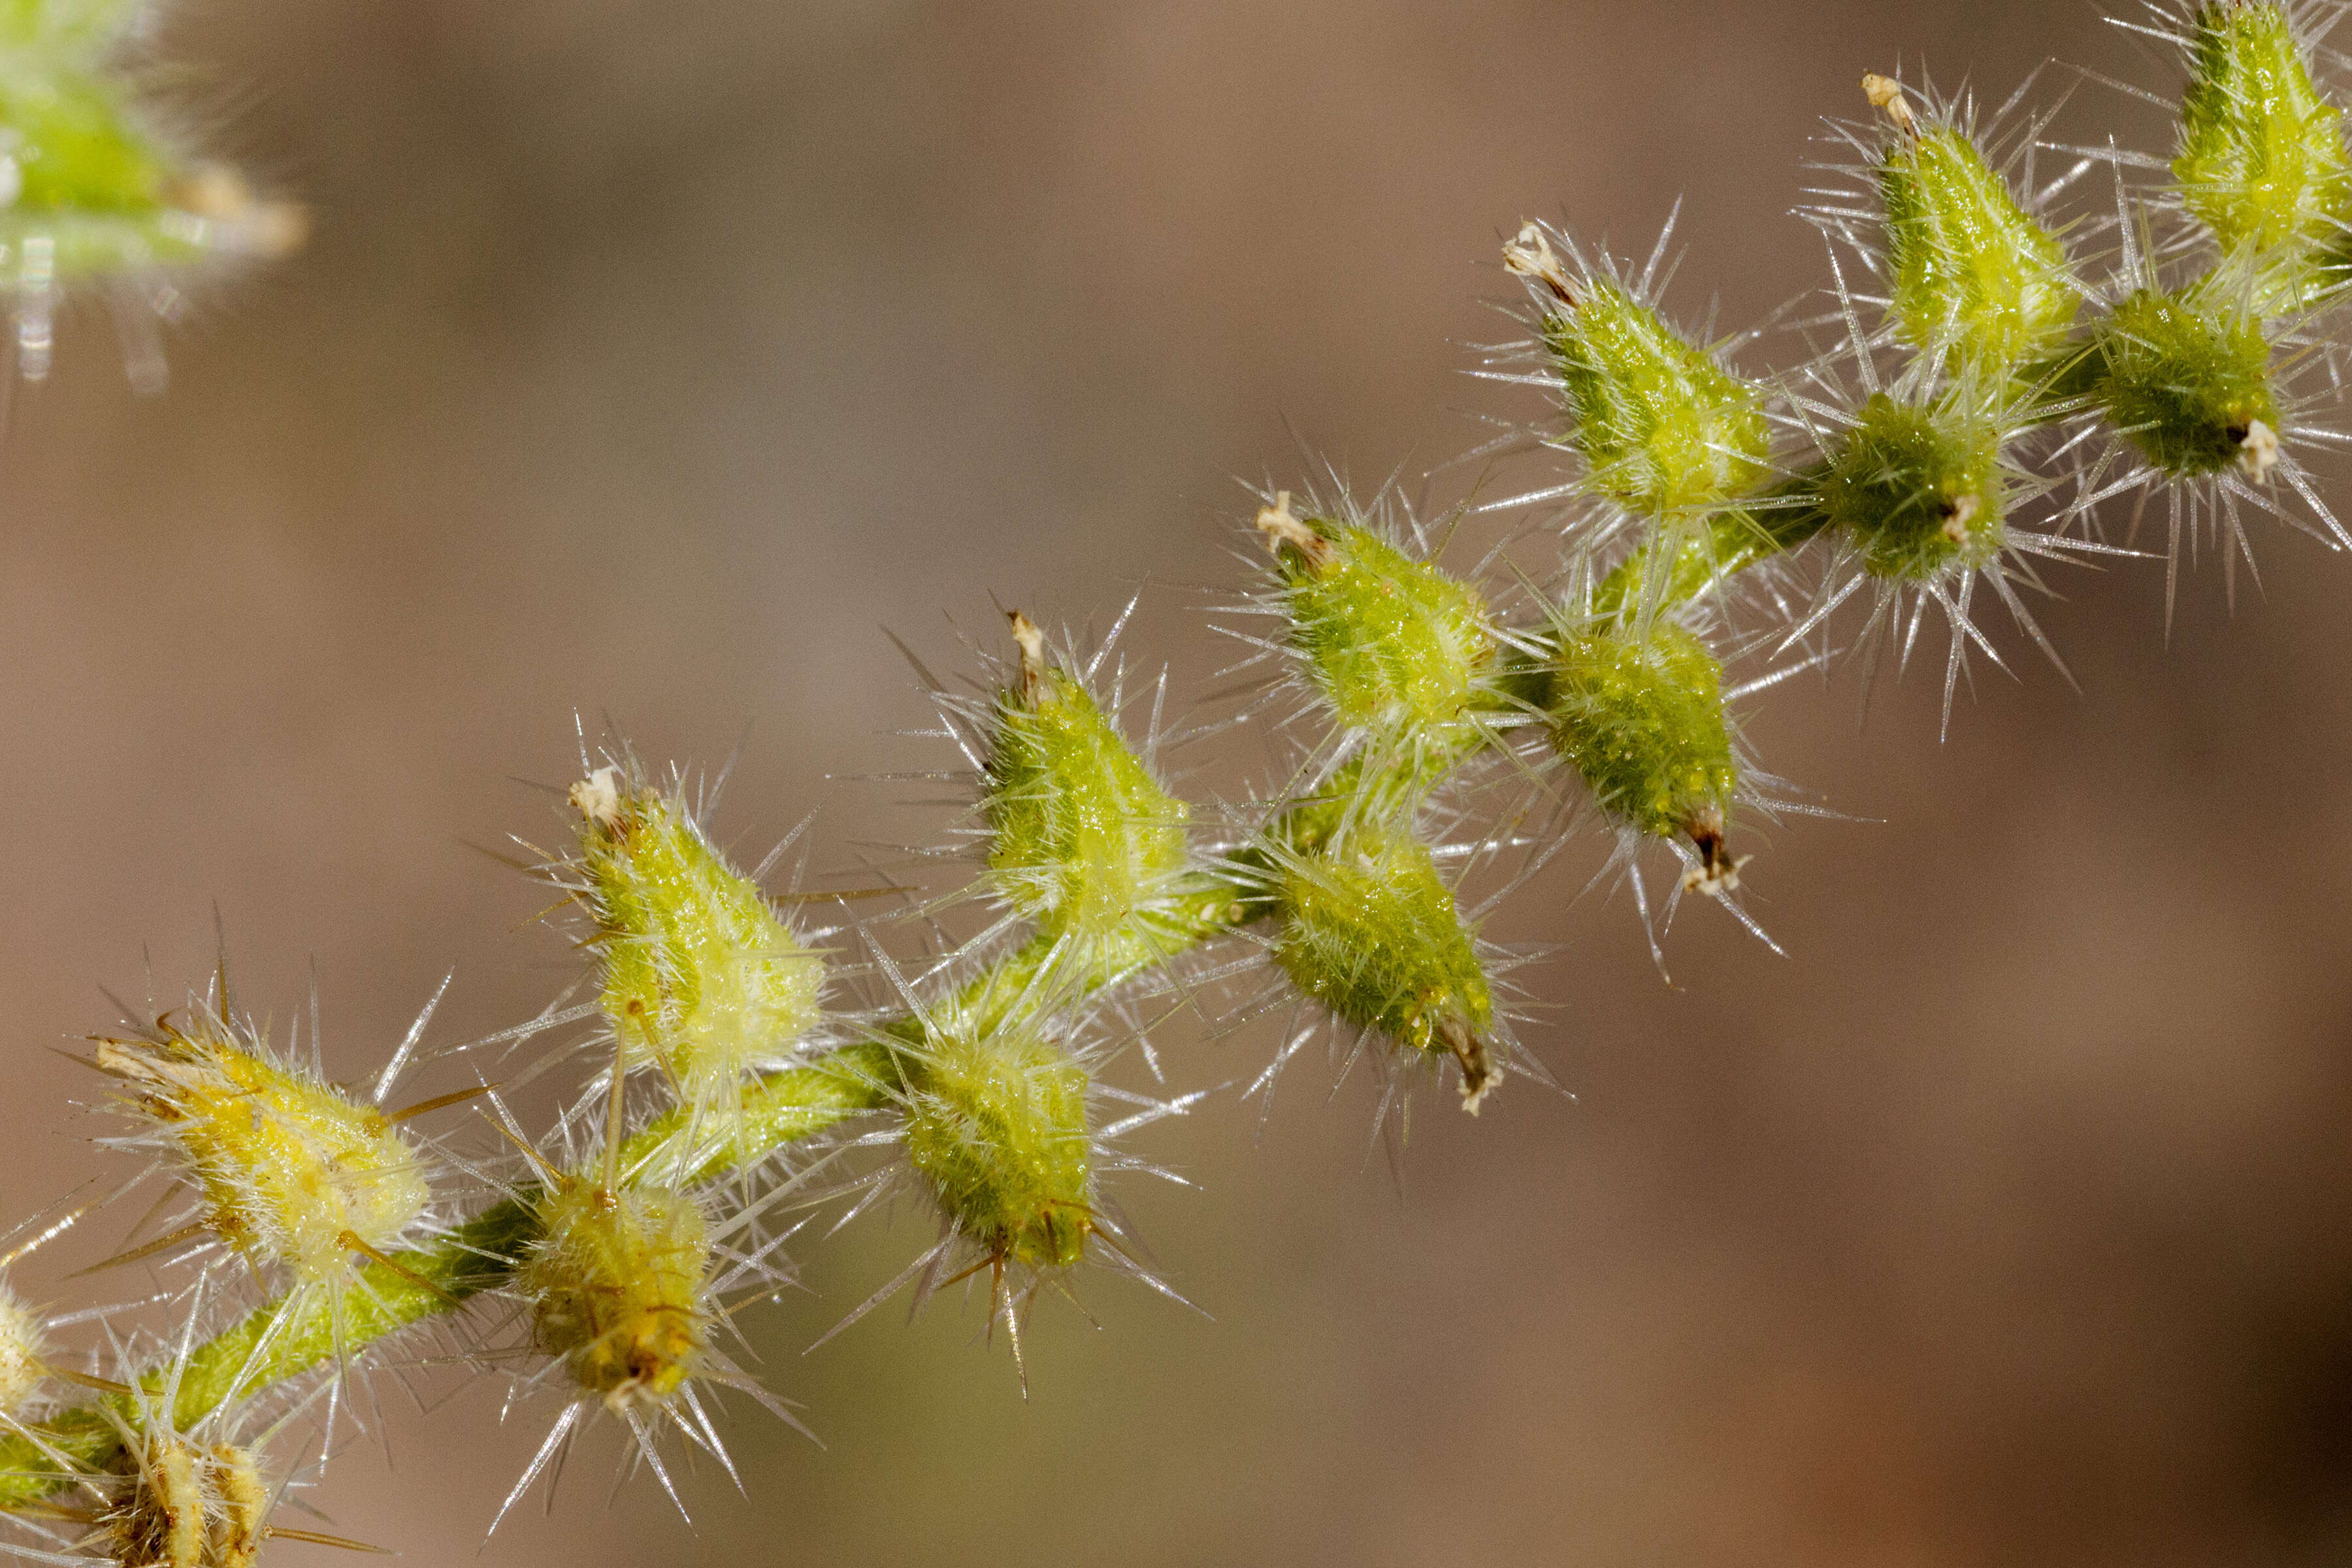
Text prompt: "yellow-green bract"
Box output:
[[1818, 393, 2006, 580], [983, 649, 1192, 953], [1542, 620, 1738, 860], [2076, 286, 2279, 478], [899, 1024, 1094, 1270], [572, 771, 826, 1111], [1877, 122, 2078, 374], [519, 1177, 713, 1409], [1540, 281, 1772, 519], [2174, 0, 2351, 294], [1266, 818, 1499, 1110], [1264, 502, 1497, 745]]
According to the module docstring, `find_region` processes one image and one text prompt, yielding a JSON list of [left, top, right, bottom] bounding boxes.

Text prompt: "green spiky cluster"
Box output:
[[0, 0, 301, 294], [1268, 504, 1498, 742], [1878, 123, 2079, 373], [520, 1176, 712, 1407], [574, 770, 826, 1109], [1266, 819, 1498, 1105], [1818, 392, 2006, 579], [1539, 278, 1772, 518], [2071, 286, 2280, 476], [983, 645, 1192, 944], [1542, 623, 1738, 851], [2176, 0, 2351, 282], [899, 1024, 1094, 1270]]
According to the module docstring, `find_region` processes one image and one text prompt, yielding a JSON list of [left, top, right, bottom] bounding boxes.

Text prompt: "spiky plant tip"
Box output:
[[970, 608, 1218, 982], [557, 755, 830, 1124], [89, 998, 448, 1293], [1226, 810, 1512, 1115], [807, 1003, 1202, 1387], [487, 1096, 808, 1533], [1226, 485, 1512, 776], [1499, 219, 1776, 523]]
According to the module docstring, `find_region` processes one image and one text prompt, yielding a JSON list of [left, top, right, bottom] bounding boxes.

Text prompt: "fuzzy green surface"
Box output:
[[900, 1027, 1093, 1270], [1818, 393, 2004, 580], [1545, 622, 1737, 843], [581, 787, 824, 1105], [0, 69, 165, 208], [2087, 287, 2278, 476], [985, 666, 1192, 943], [1880, 126, 2077, 372], [521, 1179, 711, 1405], [1269, 824, 1491, 1062], [1542, 282, 1771, 519], [1279, 520, 1495, 739], [2174, 1, 2351, 271]]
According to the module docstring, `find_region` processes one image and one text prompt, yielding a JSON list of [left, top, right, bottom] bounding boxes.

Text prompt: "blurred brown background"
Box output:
[[1, 0, 2349, 1563]]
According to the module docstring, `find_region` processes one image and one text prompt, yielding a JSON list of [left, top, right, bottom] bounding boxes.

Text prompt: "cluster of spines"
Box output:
[[3, 2, 2352, 1558]]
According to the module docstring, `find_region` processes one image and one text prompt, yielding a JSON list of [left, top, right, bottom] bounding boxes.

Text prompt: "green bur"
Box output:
[[2174, 1, 2350, 297], [1543, 619, 1738, 872], [1878, 123, 2077, 374], [983, 636, 1192, 953], [1266, 504, 1495, 744], [1818, 393, 2005, 580], [576, 776, 825, 1108], [519, 1178, 711, 1407], [1541, 281, 1771, 519], [1266, 813, 1499, 1110], [900, 1025, 1093, 1269], [2072, 287, 2278, 478]]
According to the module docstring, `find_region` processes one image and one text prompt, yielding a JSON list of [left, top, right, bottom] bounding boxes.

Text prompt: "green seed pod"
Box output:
[[1817, 392, 2006, 580], [2174, 1, 2350, 284], [1544, 619, 1742, 887], [1267, 820, 1500, 1111], [572, 768, 826, 1110], [1866, 78, 2078, 372], [95, 1018, 431, 1281], [1507, 225, 1772, 519], [2080, 287, 2279, 479], [1256, 493, 1497, 742], [983, 612, 1192, 947], [900, 1024, 1093, 1269], [519, 1175, 712, 1411]]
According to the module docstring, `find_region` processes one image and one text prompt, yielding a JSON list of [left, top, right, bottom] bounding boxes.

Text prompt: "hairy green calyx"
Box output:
[[1258, 495, 1496, 742], [900, 1026, 1094, 1269], [572, 770, 826, 1109], [1818, 393, 2005, 580], [1266, 816, 1499, 1111], [1531, 272, 1772, 519], [520, 1176, 711, 1411], [2175, 1, 2351, 287], [2080, 287, 2279, 478], [1543, 619, 1740, 884], [985, 613, 1192, 950], [1878, 119, 2078, 374]]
